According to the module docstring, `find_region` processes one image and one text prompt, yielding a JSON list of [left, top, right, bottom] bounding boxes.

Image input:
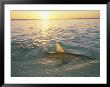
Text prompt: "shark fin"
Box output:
[[56, 42, 65, 53]]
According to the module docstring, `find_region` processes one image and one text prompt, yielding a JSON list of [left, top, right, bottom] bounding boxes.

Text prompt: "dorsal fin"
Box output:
[[56, 42, 65, 53]]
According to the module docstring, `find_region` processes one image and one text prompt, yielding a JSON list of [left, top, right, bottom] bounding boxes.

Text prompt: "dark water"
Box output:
[[11, 19, 100, 77]]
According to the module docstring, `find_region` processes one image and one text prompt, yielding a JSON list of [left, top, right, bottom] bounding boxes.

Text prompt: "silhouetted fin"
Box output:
[[56, 42, 65, 53]]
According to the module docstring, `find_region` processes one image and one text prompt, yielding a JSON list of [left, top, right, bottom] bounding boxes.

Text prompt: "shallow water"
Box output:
[[11, 19, 100, 77]]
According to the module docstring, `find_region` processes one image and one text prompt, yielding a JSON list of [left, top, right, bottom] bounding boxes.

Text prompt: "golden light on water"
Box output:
[[40, 11, 49, 34], [11, 10, 100, 34]]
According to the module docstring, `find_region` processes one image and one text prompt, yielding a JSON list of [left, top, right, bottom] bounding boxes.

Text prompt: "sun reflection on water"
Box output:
[[40, 11, 49, 34], [39, 11, 51, 45]]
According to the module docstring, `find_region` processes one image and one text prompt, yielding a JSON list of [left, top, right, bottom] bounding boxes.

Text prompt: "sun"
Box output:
[[40, 11, 49, 20]]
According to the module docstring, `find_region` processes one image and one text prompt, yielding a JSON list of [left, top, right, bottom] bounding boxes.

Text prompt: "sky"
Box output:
[[11, 10, 100, 19]]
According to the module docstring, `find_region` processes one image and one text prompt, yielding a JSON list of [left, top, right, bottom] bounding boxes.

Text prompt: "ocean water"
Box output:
[[11, 19, 100, 77]]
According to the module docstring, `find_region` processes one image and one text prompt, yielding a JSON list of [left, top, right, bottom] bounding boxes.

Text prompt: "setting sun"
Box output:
[[40, 11, 49, 20]]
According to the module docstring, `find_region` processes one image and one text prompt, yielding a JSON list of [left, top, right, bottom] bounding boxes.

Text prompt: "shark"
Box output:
[[33, 42, 94, 68]]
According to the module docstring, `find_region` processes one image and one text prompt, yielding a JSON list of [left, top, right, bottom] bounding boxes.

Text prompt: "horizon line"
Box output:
[[11, 18, 100, 20]]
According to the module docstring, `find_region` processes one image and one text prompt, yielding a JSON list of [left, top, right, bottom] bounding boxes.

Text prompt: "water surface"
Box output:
[[11, 19, 100, 77]]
